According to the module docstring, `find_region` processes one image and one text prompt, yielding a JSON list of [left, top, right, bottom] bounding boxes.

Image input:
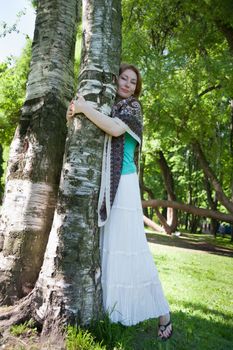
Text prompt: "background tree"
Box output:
[[0, 42, 32, 201], [122, 0, 233, 232]]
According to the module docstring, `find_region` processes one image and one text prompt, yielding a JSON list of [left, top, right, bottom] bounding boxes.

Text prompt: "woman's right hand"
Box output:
[[66, 96, 87, 126], [66, 100, 75, 125]]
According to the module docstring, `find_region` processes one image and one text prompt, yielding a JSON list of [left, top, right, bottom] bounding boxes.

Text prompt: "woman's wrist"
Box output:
[[75, 99, 89, 115]]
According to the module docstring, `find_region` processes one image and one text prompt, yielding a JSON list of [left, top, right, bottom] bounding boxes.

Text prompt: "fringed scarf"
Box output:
[[98, 96, 143, 227]]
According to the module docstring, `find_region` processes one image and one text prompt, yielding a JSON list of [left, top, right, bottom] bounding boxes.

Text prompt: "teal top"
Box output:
[[121, 132, 138, 175]]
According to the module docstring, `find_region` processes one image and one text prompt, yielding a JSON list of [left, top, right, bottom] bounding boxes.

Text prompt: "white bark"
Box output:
[[0, 0, 78, 304], [32, 0, 122, 332]]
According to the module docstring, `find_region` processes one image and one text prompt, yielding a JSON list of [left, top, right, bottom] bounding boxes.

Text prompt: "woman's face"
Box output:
[[117, 69, 137, 99]]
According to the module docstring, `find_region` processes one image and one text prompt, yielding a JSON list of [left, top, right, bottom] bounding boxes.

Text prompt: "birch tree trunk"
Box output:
[[0, 0, 78, 304], [0, 0, 121, 344], [32, 0, 122, 338]]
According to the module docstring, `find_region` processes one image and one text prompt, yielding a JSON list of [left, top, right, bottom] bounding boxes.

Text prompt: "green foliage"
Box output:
[[31, 0, 38, 8], [122, 0, 233, 222], [0, 144, 4, 201], [0, 38, 31, 146], [89, 313, 133, 349], [66, 326, 105, 350], [10, 319, 37, 337], [74, 24, 82, 88]]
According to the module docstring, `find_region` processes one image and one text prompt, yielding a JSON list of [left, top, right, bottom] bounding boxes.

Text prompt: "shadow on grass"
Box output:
[[146, 232, 233, 258], [90, 302, 233, 350]]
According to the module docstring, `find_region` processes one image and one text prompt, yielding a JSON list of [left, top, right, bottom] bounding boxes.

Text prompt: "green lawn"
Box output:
[[148, 238, 233, 350], [5, 233, 233, 350], [73, 232, 233, 350]]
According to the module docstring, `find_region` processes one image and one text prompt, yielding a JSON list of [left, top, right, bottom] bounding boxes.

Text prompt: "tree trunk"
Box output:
[[140, 154, 149, 217], [229, 100, 233, 242], [33, 0, 121, 336], [204, 175, 218, 237], [0, 0, 78, 304], [156, 150, 178, 233], [0, 0, 122, 344], [143, 215, 164, 232], [192, 140, 233, 214]]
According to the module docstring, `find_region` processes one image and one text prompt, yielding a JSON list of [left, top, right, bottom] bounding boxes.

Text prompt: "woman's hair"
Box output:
[[119, 63, 142, 98]]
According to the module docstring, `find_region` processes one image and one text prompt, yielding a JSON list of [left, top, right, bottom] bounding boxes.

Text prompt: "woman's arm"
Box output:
[[66, 96, 126, 137]]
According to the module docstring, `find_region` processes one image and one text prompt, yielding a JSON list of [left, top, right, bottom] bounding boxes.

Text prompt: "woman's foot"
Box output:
[[158, 313, 173, 341]]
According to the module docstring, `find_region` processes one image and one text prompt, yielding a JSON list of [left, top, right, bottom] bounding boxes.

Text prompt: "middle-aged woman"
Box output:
[[66, 63, 173, 341]]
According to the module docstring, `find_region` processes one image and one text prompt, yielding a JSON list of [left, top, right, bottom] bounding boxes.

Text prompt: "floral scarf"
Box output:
[[98, 96, 143, 227]]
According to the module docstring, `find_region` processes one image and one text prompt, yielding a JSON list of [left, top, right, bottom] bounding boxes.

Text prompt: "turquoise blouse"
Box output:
[[121, 132, 138, 175]]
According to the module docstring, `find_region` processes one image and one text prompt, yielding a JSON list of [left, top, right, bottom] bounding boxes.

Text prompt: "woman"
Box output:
[[66, 63, 173, 341]]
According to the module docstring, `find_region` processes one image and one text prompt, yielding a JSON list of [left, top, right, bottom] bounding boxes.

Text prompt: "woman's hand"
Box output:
[[66, 96, 86, 125], [66, 100, 75, 125]]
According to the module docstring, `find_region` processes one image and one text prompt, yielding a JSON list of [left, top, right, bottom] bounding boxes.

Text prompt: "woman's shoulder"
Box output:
[[112, 96, 143, 127], [114, 96, 142, 111]]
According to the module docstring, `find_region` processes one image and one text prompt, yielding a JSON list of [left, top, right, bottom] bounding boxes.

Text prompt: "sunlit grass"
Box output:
[[66, 234, 233, 349], [66, 326, 105, 350], [10, 319, 37, 337], [181, 232, 233, 250], [3, 233, 233, 349]]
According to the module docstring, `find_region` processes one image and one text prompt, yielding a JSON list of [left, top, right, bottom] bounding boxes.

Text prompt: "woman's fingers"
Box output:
[[66, 103, 75, 122], [66, 95, 86, 124]]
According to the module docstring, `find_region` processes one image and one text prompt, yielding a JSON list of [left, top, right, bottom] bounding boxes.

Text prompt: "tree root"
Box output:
[[0, 291, 67, 349], [0, 292, 33, 329]]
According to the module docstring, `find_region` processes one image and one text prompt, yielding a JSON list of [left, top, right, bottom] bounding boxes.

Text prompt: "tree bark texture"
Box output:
[[29, 0, 122, 336], [0, 0, 78, 304]]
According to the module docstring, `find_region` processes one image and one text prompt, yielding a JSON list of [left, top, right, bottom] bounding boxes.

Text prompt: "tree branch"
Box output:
[[142, 199, 233, 223], [198, 84, 221, 98]]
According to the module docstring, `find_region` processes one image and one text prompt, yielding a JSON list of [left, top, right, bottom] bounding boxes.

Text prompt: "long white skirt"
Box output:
[[100, 172, 170, 326]]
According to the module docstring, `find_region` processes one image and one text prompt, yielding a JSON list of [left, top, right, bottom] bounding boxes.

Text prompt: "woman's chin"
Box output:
[[117, 92, 132, 99]]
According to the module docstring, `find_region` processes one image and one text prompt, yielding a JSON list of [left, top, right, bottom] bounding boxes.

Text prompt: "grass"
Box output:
[[181, 232, 233, 250], [66, 232, 233, 350], [148, 236, 233, 350], [2, 232, 233, 349], [10, 320, 37, 337], [66, 326, 105, 350]]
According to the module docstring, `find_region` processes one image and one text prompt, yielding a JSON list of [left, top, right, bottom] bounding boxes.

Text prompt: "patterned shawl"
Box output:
[[98, 95, 143, 227]]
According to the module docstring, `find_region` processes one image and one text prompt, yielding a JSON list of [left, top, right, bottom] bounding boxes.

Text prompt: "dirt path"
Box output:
[[146, 232, 233, 258]]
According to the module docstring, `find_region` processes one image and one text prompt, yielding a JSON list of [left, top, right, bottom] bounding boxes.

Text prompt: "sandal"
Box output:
[[158, 320, 173, 341]]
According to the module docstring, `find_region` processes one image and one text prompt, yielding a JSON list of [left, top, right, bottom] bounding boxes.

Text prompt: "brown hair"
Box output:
[[119, 63, 142, 98]]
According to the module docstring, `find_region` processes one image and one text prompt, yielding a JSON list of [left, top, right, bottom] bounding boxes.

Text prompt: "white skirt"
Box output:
[[100, 172, 170, 326]]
